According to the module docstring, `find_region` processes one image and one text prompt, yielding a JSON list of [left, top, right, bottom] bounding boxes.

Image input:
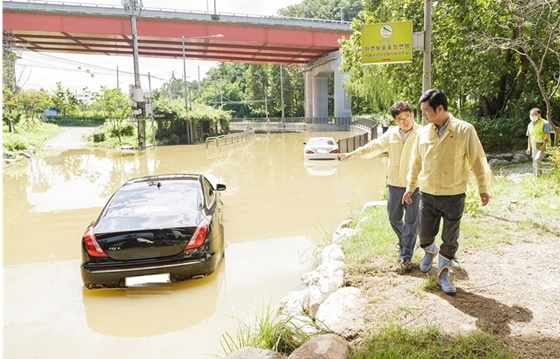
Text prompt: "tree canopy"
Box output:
[[339, 0, 560, 122]]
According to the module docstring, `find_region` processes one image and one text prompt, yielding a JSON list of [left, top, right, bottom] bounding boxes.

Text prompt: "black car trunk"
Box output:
[[95, 227, 196, 260], [94, 212, 202, 260]]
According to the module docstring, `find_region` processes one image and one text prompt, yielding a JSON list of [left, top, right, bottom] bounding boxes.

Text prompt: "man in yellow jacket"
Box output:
[[402, 89, 491, 295], [340, 101, 420, 272], [526, 108, 552, 176]]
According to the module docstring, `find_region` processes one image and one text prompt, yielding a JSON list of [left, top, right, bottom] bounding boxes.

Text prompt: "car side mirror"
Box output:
[[215, 183, 226, 191]]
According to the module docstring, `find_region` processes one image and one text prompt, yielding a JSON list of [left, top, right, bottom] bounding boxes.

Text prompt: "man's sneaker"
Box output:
[[399, 259, 412, 272]]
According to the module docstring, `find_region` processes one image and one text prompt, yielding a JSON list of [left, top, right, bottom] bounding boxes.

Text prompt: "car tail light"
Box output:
[[83, 226, 108, 257], [185, 217, 211, 250], [330, 149, 339, 154], [305, 149, 314, 154]]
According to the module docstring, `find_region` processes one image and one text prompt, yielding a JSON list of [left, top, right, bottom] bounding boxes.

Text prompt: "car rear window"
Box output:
[[309, 138, 335, 146], [104, 180, 200, 218]]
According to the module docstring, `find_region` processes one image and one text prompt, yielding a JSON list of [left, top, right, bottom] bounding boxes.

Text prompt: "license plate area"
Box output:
[[125, 273, 170, 287]]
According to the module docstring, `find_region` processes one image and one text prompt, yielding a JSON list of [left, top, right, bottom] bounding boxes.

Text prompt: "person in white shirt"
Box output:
[[381, 116, 390, 134]]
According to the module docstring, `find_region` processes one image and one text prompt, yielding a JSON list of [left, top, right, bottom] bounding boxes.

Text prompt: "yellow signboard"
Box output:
[[362, 21, 413, 64]]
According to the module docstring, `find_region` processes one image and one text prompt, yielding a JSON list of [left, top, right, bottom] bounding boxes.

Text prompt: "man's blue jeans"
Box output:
[[387, 185, 420, 262], [418, 192, 466, 260]]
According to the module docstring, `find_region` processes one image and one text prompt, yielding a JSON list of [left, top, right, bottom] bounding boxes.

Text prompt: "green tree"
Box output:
[[278, 0, 363, 21], [51, 82, 79, 118], [2, 85, 21, 132], [267, 65, 305, 118], [152, 96, 187, 119], [244, 65, 270, 117], [339, 0, 558, 120], [339, 0, 424, 114], [91, 87, 130, 143], [76, 87, 93, 119], [477, 0, 560, 144], [15, 89, 53, 122], [2, 31, 19, 94], [203, 63, 252, 117]]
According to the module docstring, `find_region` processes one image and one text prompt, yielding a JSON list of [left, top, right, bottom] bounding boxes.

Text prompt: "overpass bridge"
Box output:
[[3, 1, 354, 117]]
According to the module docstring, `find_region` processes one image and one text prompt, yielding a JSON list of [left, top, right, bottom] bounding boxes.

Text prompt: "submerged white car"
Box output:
[[303, 137, 339, 160]]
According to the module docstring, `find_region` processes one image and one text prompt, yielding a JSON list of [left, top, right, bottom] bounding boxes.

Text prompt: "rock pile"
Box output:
[[224, 201, 388, 359]]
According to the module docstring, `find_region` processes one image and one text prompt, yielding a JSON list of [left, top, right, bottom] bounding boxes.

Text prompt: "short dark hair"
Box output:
[[419, 88, 448, 112], [389, 101, 412, 118]]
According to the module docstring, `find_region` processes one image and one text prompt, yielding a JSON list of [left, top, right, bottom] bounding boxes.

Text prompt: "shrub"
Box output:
[[120, 122, 135, 136], [3, 133, 29, 151], [546, 145, 560, 173], [465, 114, 527, 153], [92, 132, 105, 143]]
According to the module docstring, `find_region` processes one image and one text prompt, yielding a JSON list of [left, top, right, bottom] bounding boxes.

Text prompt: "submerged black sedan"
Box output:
[[81, 174, 226, 289]]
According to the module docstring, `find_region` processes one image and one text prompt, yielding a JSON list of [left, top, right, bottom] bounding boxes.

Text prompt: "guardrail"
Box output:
[[352, 116, 378, 141], [337, 117, 378, 153], [205, 128, 255, 149], [230, 116, 353, 125], [4, 1, 351, 28], [338, 133, 369, 153]]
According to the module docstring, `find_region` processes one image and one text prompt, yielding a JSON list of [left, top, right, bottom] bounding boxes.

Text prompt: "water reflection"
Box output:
[[303, 159, 339, 176], [82, 261, 226, 337]]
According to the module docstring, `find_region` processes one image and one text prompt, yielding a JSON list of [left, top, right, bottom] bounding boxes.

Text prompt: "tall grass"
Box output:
[[343, 205, 396, 266], [220, 303, 326, 356], [3, 122, 61, 152], [349, 324, 515, 359]]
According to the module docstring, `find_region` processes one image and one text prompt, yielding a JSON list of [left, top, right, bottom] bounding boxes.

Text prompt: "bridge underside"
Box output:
[[3, 3, 352, 116], [4, 11, 346, 65]]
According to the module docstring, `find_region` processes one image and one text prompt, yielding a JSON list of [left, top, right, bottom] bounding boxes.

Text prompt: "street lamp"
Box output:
[[181, 34, 223, 111]]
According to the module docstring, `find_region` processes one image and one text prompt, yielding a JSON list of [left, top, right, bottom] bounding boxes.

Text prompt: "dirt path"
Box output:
[[43, 126, 97, 149], [348, 199, 560, 358]]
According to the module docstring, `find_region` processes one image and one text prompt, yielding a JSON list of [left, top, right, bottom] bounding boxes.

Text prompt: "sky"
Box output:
[[12, 0, 302, 94]]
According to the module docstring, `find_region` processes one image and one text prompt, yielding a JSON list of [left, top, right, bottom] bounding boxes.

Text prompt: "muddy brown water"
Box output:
[[3, 131, 385, 358]]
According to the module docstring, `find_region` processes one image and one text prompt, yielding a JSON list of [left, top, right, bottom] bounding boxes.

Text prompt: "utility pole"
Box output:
[[264, 83, 269, 125], [182, 36, 188, 111], [422, 0, 432, 124], [280, 65, 285, 122], [198, 65, 201, 98], [124, 0, 146, 150]]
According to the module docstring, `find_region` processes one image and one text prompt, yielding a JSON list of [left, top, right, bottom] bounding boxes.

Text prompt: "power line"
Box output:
[[17, 49, 170, 80]]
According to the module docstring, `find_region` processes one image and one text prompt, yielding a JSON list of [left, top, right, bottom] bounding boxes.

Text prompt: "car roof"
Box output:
[[125, 173, 202, 185], [307, 137, 336, 144], [101, 175, 203, 220]]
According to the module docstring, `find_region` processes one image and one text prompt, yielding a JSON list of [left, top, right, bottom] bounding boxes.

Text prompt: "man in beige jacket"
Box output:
[[340, 101, 420, 272], [402, 89, 491, 295]]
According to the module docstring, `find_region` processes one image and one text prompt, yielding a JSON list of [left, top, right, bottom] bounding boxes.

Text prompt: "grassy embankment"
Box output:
[[220, 154, 560, 358]]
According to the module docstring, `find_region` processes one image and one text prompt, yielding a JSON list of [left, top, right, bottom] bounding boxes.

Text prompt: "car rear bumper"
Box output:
[[304, 154, 338, 160], [81, 251, 223, 289]]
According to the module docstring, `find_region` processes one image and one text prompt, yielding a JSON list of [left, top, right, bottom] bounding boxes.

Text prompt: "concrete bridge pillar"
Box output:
[[303, 51, 352, 118], [313, 71, 328, 118]]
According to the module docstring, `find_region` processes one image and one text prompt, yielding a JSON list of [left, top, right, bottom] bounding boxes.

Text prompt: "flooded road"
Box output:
[[3, 130, 386, 358]]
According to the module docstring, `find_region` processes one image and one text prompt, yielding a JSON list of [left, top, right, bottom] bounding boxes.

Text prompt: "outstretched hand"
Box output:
[[338, 153, 351, 161]]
